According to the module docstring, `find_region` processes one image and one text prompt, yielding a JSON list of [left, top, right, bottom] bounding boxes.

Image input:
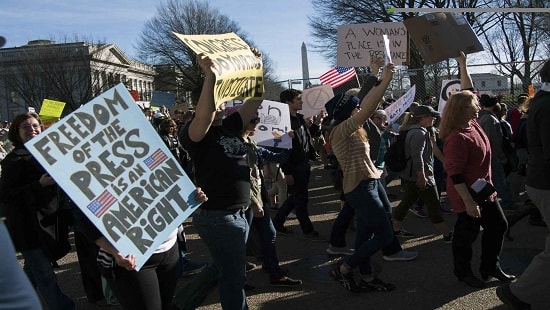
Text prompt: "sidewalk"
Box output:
[[44, 162, 547, 309]]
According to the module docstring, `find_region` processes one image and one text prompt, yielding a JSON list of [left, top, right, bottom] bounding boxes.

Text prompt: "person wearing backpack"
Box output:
[[390, 106, 453, 243]]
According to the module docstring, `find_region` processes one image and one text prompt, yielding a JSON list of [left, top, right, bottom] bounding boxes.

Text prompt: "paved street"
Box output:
[[27, 162, 547, 309]]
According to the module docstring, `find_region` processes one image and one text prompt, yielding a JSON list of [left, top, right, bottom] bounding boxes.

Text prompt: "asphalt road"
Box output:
[[24, 162, 547, 309]]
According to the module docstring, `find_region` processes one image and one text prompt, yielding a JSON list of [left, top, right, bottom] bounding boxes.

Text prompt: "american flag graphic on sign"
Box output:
[[87, 190, 116, 218], [144, 148, 168, 170]]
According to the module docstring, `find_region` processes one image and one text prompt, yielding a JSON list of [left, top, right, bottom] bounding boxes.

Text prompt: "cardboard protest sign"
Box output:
[[404, 13, 484, 65], [384, 85, 416, 125], [438, 79, 461, 114], [253, 100, 292, 149], [337, 22, 408, 67], [26, 84, 202, 270], [39, 99, 66, 128], [174, 32, 264, 108], [300, 84, 334, 118]]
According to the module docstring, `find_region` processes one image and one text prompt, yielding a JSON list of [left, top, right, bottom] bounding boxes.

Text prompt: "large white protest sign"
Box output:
[[438, 79, 461, 114], [337, 22, 408, 67], [384, 85, 416, 125], [253, 100, 292, 149], [300, 84, 334, 118], [26, 84, 202, 270]]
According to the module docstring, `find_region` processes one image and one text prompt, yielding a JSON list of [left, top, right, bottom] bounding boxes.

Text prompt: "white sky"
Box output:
[[0, 0, 332, 82]]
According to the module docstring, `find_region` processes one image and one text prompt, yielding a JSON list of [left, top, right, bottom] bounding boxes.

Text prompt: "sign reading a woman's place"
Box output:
[[26, 84, 202, 271]]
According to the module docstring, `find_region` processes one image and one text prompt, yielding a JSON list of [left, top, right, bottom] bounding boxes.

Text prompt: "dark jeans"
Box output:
[[344, 179, 395, 276], [393, 180, 444, 224], [452, 199, 508, 278], [246, 208, 284, 279], [110, 242, 179, 310], [329, 182, 401, 256], [274, 162, 314, 233], [74, 231, 104, 303]]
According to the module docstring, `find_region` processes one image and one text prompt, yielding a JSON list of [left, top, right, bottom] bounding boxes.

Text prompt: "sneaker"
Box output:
[[393, 229, 416, 238], [359, 278, 396, 292], [303, 230, 326, 242], [287, 211, 297, 219], [181, 261, 207, 277], [382, 249, 418, 262], [443, 232, 453, 244], [409, 205, 428, 218], [326, 245, 354, 256], [270, 276, 303, 287], [329, 265, 360, 293], [245, 261, 257, 271], [275, 225, 293, 235], [439, 206, 453, 215]]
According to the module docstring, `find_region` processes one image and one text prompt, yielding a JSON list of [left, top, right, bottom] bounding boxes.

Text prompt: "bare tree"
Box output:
[[475, 0, 549, 93], [0, 36, 126, 114], [136, 0, 278, 99]]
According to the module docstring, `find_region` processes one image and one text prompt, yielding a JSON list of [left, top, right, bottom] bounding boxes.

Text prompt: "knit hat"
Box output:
[[479, 94, 497, 107], [325, 93, 360, 121]]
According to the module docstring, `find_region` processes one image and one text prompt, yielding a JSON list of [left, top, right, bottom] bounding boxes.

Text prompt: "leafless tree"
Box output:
[[136, 0, 279, 99]]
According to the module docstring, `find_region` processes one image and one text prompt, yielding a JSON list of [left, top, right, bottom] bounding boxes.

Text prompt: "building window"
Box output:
[[481, 81, 486, 87], [497, 80, 502, 87]]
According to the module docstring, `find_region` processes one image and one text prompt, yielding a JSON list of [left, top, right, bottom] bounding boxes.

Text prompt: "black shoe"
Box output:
[[246, 261, 257, 272], [329, 265, 360, 293], [480, 268, 516, 282], [359, 278, 396, 292], [270, 276, 303, 287], [496, 284, 531, 309], [458, 274, 485, 288]]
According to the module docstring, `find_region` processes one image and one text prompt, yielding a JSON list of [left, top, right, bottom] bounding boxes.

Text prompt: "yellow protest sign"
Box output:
[[40, 99, 66, 128], [173, 32, 264, 107]]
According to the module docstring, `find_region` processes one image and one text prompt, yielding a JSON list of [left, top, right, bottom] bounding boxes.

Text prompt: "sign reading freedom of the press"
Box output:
[[337, 22, 408, 67], [174, 32, 264, 107], [26, 84, 202, 271], [384, 85, 416, 125]]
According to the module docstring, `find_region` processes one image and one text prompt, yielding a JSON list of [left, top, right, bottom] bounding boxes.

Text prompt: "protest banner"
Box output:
[[39, 99, 66, 128], [438, 79, 461, 114], [337, 22, 408, 67], [174, 32, 264, 108], [301, 84, 334, 118], [384, 85, 416, 125], [253, 100, 292, 149], [26, 84, 202, 270]]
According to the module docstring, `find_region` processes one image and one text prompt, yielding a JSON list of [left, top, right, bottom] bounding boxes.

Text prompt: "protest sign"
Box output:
[[26, 84, 202, 270], [174, 32, 264, 108], [384, 85, 416, 125], [404, 13, 484, 65], [438, 79, 461, 114], [39, 99, 66, 128], [301, 84, 334, 118], [337, 22, 408, 67], [253, 100, 292, 149]]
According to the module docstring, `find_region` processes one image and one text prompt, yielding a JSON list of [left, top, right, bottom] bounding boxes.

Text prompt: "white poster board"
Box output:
[[300, 84, 334, 118], [438, 79, 461, 114], [384, 85, 416, 125], [26, 84, 202, 270], [254, 100, 292, 149], [337, 22, 408, 67]]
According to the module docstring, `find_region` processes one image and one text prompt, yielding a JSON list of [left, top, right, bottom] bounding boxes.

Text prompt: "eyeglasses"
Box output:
[[19, 123, 41, 130], [250, 117, 260, 124]]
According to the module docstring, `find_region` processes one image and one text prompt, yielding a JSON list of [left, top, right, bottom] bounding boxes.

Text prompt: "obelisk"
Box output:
[[301, 42, 311, 88]]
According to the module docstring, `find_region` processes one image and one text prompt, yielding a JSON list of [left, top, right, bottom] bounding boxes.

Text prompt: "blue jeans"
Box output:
[[249, 210, 283, 279], [491, 159, 515, 208], [21, 248, 75, 310], [0, 222, 42, 309], [274, 162, 314, 233], [344, 179, 394, 276], [193, 209, 249, 310]]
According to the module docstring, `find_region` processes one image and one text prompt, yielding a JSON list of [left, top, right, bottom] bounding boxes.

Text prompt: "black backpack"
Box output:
[[384, 130, 410, 172]]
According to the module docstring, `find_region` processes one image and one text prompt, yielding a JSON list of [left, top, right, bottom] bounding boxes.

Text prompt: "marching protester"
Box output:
[[179, 50, 263, 310], [326, 61, 398, 292], [440, 52, 513, 289], [0, 112, 75, 310], [497, 59, 550, 309]]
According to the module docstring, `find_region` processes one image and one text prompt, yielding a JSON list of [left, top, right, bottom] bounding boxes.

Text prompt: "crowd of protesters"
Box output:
[[0, 48, 548, 310]]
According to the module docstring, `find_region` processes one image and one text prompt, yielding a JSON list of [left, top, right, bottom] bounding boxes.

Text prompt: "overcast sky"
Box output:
[[1, 0, 333, 82]]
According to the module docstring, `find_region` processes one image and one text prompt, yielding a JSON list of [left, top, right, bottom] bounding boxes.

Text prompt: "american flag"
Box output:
[[87, 190, 116, 218], [319, 67, 357, 88], [144, 148, 168, 170]]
